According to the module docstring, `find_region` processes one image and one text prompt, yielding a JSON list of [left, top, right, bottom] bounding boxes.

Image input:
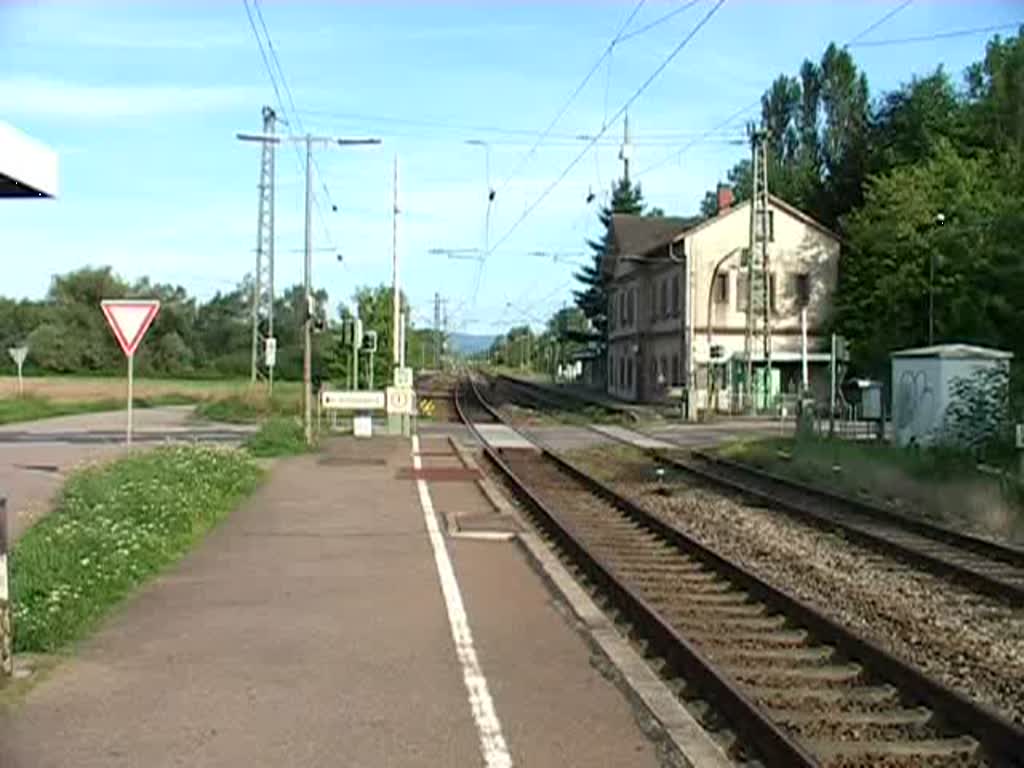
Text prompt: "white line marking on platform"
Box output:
[[412, 435, 513, 768]]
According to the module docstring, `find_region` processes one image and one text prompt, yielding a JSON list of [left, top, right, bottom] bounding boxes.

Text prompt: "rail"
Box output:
[[453, 375, 1024, 767]]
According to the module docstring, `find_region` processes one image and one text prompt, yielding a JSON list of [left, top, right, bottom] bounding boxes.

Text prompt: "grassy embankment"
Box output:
[[715, 435, 1024, 543], [8, 445, 263, 655], [0, 375, 303, 426]]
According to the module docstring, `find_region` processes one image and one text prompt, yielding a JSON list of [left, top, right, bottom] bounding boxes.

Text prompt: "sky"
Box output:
[[1, 0, 1021, 336]]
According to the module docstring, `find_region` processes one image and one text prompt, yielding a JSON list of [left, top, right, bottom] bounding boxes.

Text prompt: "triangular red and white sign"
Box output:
[[101, 300, 160, 357]]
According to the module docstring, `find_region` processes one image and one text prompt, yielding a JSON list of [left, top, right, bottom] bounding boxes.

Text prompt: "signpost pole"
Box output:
[[0, 498, 11, 678], [127, 353, 134, 447]]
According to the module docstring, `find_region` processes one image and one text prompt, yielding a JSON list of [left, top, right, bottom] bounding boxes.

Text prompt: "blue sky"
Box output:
[[1, 0, 1021, 335]]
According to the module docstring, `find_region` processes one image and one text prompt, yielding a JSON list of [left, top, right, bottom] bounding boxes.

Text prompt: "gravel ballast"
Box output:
[[568, 445, 1024, 727]]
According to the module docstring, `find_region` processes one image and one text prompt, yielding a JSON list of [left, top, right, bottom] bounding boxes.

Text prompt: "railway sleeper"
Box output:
[[806, 735, 980, 765], [705, 645, 837, 666], [728, 662, 864, 687], [752, 684, 902, 710]]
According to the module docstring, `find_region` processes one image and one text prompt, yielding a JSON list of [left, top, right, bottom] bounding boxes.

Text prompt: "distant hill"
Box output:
[[449, 332, 496, 356]]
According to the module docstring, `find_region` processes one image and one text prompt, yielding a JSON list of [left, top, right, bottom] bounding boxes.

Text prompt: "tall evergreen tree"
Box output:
[[572, 176, 646, 359]]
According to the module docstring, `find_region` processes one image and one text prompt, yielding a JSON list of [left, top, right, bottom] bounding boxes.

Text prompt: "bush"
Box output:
[[194, 391, 300, 424], [243, 417, 312, 457]]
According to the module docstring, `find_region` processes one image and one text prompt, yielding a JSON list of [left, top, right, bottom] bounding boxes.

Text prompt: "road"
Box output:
[[0, 406, 255, 540]]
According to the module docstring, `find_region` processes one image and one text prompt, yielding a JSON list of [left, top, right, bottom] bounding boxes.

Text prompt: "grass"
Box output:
[[0, 392, 206, 426], [716, 435, 1024, 543], [193, 390, 301, 424], [0, 375, 264, 403], [8, 445, 263, 654], [243, 417, 313, 457]]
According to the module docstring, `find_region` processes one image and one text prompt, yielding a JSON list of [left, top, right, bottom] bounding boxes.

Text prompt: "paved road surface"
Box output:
[[0, 406, 254, 540], [0, 436, 662, 767]]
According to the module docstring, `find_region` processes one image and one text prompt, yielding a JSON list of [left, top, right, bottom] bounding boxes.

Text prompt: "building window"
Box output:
[[671, 275, 680, 317], [626, 357, 634, 391], [795, 272, 810, 307], [660, 356, 668, 383], [627, 287, 635, 326], [619, 292, 626, 326], [619, 357, 625, 391], [660, 280, 668, 319], [671, 354, 680, 386], [714, 273, 728, 304], [769, 273, 778, 314], [609, 356, 615, 388], [737, 273, 749, 312], [650, 358, 658, 388], [650, 283, 657, 321]]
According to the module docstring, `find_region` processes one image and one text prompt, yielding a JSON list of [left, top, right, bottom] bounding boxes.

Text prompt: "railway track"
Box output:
[[658, 450, 1024, 608], [454, 376, 1024, 768]]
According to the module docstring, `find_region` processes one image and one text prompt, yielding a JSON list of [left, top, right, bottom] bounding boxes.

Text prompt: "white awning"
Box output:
[[0, 122, 59, 198]]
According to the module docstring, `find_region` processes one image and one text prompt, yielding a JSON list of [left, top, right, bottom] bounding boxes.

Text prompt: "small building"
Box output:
[[890, 344, 1013, 447], [603, 185, 840, 416]]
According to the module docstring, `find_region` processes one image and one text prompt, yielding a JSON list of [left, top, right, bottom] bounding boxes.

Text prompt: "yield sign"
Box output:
[[101, 300, 160, 357]]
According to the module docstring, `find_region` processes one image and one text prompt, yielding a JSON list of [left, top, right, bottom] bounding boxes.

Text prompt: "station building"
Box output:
[[604, 185, 840, 416]]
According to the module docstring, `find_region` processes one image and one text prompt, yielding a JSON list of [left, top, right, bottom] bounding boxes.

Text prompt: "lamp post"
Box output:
[[236, 131, 381, 445], [931, 212, 945, 346]]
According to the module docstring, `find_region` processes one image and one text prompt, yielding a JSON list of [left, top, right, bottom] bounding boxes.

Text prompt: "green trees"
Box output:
[[0, 266, 336, 380], [572, 176, 650, 358], [697, 27, 1024, 376]]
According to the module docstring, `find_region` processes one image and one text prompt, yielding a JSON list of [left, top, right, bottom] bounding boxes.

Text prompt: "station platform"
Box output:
[[0, 435, 663, 767]]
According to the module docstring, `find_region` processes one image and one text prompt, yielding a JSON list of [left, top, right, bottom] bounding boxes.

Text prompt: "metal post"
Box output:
[[392, 154, 401, 376], [368, 351, 375, 390], [353, 330, 360, 390], [303, 135, 313, 446], [399, 311, 406, 368], [744, 130, 758, 414], [929, 251, 935, 346], [829, 333, 837, 438], [0, 497, 11, 678], [127, 354, 134, 447], [801, 306, 808, 393]]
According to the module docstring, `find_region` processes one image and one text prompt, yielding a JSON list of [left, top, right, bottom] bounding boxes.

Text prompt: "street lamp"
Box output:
[[236, 131, 381, 445]]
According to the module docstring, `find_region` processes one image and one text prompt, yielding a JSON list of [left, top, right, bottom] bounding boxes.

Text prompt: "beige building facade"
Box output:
[[605, 189, 840, 415]]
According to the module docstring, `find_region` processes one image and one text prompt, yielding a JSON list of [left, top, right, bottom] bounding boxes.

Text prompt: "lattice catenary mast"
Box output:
[[250, 106, 277, 388], [744, 124, 771, 412]]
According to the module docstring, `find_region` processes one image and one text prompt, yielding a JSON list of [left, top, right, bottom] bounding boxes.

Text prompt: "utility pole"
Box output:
[[242, 107, 277, 391], [434, 292, 441, 369], [392, 154, 401, 376], [619, 112, 633, 182], [236, 128, 381, 445], [744, 124, 770, 414]]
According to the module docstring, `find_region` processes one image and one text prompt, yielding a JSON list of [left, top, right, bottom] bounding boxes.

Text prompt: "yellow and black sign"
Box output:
[[418, 399, 435, 417]]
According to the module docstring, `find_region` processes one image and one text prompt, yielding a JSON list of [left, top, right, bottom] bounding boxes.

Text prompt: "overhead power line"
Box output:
[[635, 0, 917, 177], [244, 0, 340, 252], [849, 20, 1023, 48], [494, 0, 648, 197], [486, 0, 728, 261], [618, 0, 704, 43], [845, 0, 915, 46]]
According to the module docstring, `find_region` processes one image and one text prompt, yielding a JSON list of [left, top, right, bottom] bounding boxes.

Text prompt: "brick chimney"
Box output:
[[716, 184, 734, 213]]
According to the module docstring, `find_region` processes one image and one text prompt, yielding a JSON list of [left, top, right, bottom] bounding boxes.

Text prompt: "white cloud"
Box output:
[[0, 76, 267, 119]]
